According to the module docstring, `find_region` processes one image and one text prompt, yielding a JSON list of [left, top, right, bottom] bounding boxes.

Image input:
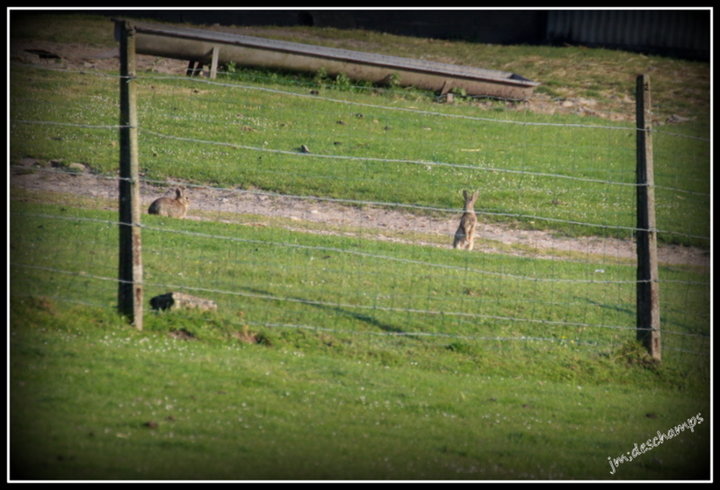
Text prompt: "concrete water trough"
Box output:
[[115, 19, 540, 100]]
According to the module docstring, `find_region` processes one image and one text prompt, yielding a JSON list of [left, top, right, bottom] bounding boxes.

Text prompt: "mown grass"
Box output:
[[10, 62, 710, 246], [9, 200, 711, 479], [10, 200, 709, 376], [10, 200, 710, 357], [9, 299, 711, 480], [9, 15, 712, 248], [10, 13, 711, 481]]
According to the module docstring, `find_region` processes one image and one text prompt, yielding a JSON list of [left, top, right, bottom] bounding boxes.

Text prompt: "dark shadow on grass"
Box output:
[[576, 296, 635, 318], [245, 287, 409, 335], [578, 296, 710, 338]]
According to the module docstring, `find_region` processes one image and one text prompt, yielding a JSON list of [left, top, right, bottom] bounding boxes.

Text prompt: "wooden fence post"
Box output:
[[635, 74, 660, 361], [117, 20, 144, 330]]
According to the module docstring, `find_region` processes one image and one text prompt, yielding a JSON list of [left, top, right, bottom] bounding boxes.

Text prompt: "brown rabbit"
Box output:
[[148, 187, 190, 218], [453, 190, 479, 250]]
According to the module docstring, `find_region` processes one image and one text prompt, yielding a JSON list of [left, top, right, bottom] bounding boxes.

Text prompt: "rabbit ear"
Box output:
[[462, 190, 469, 201], [175, 188, 184, 198], [471, 190, 479, 203]]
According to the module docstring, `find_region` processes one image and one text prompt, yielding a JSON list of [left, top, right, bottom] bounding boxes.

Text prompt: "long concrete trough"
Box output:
[[115, 19, 540, 100]]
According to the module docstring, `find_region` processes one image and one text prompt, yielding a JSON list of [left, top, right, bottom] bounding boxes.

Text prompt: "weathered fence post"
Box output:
[[635, 74, 660, 361], [117, 20, 144, 330]]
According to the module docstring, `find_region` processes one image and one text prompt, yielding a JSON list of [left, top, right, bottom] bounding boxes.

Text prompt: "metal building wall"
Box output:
[[546, 10, 709, 60]]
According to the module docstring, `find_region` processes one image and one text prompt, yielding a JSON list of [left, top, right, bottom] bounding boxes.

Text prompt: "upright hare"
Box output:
[[148, 187, 190, 218], [453, 190, 479, 250]]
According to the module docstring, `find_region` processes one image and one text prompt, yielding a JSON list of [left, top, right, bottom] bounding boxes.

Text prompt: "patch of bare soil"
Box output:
[[10, 38, 188, 75], [10, 165, 709, 269]]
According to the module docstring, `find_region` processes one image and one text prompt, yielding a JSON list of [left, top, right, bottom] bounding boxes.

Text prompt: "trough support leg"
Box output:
[[209, 46, 220, 80], [440, 79, 453, 95], [186, 60, 203, 77]]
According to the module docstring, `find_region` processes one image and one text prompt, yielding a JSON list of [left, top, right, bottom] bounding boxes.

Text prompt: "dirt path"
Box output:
[[11, 165, 709, 269]]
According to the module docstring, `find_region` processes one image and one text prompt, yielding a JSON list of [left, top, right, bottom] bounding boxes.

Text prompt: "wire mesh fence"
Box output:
[[9, 57, 710, 364]]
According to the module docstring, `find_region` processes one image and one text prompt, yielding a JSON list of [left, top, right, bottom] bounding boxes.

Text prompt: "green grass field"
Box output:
[[9, 200, 710, 480], [10, 62, 710, 245], [9, 13, 710, 481], [8, 303, 712, 480]]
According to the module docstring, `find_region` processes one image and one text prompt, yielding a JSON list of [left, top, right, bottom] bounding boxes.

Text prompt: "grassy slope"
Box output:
[[9, 14, 710, 245], [10, 200, 710, 480], [9, 63, 710, 245], [9, 297, 711, 480], [10, 13, 711, 481]]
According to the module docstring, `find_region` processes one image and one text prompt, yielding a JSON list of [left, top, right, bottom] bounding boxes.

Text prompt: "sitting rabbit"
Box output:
[[453, 190, 479, 250], [148, 187, 190, 218]]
